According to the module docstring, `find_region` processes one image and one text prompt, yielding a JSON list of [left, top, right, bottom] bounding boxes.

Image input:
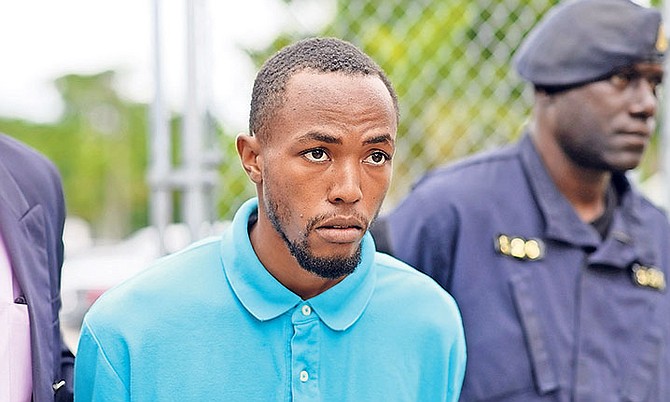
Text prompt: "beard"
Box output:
[[264, 196, 361, 280]]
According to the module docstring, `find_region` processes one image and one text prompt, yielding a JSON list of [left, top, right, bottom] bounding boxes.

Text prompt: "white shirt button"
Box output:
[[301, 305, 312, 316], [299, 370, 309, 382]]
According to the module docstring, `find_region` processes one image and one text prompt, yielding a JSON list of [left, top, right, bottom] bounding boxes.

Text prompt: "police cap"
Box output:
[[514, 0, 666, 88]]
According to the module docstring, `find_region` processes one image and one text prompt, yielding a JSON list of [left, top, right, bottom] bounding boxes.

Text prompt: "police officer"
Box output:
[[372, 0, 670, 400]]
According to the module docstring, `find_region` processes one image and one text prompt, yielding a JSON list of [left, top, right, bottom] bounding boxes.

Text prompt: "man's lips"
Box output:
[[314, 217, 365, 244], [619, 120, 653, 138], [617, 130, 650, 150]]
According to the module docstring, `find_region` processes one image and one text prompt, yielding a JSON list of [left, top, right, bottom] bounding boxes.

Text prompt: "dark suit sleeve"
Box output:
[[47, 157, 74, 402], [2, 134, 74, 401]]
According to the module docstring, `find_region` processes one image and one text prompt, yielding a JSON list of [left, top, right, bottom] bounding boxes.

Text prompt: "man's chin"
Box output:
[[292, 245, 362, 280], [307, 239, 361, 258], [302, 266, 356, 281]]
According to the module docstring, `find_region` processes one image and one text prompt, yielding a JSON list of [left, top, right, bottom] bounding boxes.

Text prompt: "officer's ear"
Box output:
[[236, 133, 263, 184], [533, 86, 563, 110]]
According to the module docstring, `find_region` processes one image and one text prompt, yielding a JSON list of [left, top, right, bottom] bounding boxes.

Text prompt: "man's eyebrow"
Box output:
[[297, 132, 342, 144], [364, 134, 394, 146], [296, 132, 394, 146]]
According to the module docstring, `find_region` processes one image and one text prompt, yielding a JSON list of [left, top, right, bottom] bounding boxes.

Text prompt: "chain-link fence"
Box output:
[[216, 0, 666, 214], [175, 0, 668, 243]]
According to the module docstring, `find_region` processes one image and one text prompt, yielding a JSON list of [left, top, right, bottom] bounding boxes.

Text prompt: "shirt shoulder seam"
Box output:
[[81, 319, 131, 395]]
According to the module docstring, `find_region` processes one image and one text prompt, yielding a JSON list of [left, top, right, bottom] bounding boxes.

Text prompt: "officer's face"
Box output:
[[551, 62, 663, 172], [251, 71, 396, 279]]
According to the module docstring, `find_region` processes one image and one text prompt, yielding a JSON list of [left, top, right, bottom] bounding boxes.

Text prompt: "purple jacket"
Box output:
[[0, 134, 73, 401]]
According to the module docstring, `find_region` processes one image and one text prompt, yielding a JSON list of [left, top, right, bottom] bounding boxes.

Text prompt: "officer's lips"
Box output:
[[314, 217, 365, 244], [621, 126, 651, 136], [618, 129, 651, 149]]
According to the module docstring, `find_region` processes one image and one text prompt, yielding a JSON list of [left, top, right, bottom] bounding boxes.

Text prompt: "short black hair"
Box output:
[[249, 37, 399, 140]]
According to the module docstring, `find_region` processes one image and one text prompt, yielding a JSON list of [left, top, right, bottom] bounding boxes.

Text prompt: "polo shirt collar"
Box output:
[[220, 198, 376, 331]]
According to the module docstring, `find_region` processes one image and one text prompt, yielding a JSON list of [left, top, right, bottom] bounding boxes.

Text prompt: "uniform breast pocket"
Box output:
[[508, 275, 560, 395], [464, 272, 560, 400]]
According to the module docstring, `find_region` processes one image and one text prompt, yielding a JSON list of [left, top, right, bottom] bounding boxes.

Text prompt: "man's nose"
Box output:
[[327, 161, 363, 204], [630, 78, 659, 118]]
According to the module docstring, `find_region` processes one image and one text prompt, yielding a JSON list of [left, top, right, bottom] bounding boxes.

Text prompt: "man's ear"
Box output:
[[236, 133, 263, 184]]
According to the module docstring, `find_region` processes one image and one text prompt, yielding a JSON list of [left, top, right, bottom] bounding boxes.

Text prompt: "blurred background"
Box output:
[[2, 0, 667, 349]]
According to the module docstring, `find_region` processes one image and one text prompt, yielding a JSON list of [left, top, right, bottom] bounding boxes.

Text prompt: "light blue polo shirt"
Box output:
[[74, 198, 466, 401]]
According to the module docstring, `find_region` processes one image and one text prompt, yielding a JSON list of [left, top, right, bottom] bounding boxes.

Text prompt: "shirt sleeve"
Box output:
[[446, 317, 466, 402], [74, 320, 129, 401]]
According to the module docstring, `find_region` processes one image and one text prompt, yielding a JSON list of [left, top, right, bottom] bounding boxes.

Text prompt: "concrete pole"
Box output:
[[182, 0, 207, 241], [149, 0, 172, 255]]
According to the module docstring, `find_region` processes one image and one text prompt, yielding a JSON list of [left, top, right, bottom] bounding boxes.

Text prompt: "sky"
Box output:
[[1, 0, 657, 132], [0, 0, 333, 132]]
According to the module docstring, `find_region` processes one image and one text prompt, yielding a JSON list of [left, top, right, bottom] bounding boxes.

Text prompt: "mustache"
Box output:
[[305, 212, 369, 233]]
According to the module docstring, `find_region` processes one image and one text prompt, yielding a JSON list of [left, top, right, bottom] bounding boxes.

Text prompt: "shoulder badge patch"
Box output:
[[632, 263, 666, 291], [656, 23, 668, 53], [495, 234, 544, 261]]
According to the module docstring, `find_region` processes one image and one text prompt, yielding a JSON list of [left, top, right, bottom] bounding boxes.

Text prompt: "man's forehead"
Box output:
[[281, 71, 395, 112], [285, 69, 376, 89]]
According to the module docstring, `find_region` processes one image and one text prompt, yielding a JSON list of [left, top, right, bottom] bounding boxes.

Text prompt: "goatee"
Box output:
[[265, 198, 361, 280]]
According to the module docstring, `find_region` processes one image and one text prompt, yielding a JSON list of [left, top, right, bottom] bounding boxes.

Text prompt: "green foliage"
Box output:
[[0, 71, 150, 238], [0, 69, 254, 237]]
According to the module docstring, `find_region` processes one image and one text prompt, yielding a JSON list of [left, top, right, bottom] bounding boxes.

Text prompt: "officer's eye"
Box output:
[[363, 151, 391, 166], [609, 70, 638, 89], [648, 74, 664, 90], [302, 148, 329, 162], [609, 68, 663, 94]]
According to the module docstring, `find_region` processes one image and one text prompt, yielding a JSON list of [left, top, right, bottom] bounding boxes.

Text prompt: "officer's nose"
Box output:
[[630, 78, 658, 119]]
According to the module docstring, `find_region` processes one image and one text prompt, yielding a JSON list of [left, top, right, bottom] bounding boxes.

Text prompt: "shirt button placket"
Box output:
[[291, 303, 320, 401]]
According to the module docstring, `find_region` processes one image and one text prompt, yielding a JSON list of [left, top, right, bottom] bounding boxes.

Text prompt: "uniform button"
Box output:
[[300, 370, 309, 382], [301, 305, 312, 316], [524, 240, 541, 260], [510, 237, 526, 259]]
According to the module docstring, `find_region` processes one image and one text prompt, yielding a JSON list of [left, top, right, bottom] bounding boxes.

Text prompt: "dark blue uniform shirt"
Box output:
[[379, 133, 670, 401]]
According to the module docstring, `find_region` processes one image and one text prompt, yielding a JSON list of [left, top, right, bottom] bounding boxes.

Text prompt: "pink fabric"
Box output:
[[0, 234, 32, 402]]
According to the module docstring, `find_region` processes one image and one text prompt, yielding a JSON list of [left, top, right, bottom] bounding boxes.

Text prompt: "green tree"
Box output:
[[0, 71, 150, 238]]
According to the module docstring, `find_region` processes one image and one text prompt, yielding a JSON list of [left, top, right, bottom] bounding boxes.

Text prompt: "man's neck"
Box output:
[[531, 132, 611, 223], [554, 168, 611, 223]]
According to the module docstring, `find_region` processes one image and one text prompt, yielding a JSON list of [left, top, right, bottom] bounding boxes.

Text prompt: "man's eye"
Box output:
[[610, 70, 665, 95], [364, 151, 390, 166], [303, 149, 329, 162], [649, 76, 663, 91], [610, 71, 636, 89]]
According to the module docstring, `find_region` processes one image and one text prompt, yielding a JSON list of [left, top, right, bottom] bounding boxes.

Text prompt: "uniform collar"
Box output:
[[519, 133, 601, 247], [220, 198, 376, 331]]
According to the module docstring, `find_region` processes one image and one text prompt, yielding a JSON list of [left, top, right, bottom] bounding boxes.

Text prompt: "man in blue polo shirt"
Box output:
[[74, 37, 466, 401], [372, 0, 670, 400]]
